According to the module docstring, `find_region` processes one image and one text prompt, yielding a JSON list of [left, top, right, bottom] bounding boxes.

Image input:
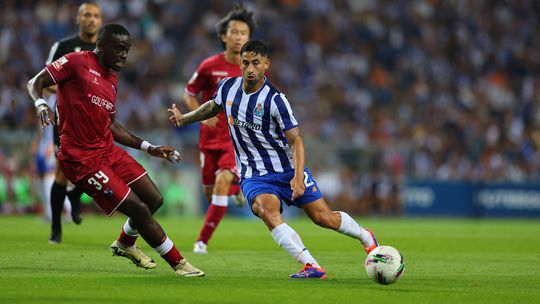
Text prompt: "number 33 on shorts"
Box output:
[[87, 170, 109, 190]]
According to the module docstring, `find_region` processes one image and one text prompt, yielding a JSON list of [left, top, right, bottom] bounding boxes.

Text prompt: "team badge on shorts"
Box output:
[[103, 187, 114, 197], [254, 103, 264, 117]]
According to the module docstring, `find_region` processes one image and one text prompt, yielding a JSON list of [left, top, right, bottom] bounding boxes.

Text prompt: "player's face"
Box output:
[[241, 52, 269, 86], [101, 34, 131, 71], [222, 20, 250, 54], [77, 4, 102, 36]]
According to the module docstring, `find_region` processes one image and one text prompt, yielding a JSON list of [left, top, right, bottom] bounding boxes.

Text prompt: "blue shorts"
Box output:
[[241, 168, 323, 215], [36, 154, 55, 175]]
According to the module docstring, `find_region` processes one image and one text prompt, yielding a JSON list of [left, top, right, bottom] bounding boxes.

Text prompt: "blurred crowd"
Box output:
[[2, 0, 540, 215]]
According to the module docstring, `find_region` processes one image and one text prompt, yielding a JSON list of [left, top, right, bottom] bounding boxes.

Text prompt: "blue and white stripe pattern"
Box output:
[[213, 77, 298, 180]]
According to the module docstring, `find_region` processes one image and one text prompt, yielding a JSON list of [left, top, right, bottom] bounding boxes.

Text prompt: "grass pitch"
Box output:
[[0, 215, 539, 304]]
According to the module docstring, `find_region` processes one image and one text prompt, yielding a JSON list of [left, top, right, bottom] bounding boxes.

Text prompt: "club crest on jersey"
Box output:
[[52, 56, 68, 71], [254, 103, 264, 117]]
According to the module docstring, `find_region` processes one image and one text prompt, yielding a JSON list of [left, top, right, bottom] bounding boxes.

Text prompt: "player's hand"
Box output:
[[168, 103, 184, 127], [148, 145, 182, 163], [290, 174, 306, 201], [201, 116, 218, 127], [36, 104, 55, 128]]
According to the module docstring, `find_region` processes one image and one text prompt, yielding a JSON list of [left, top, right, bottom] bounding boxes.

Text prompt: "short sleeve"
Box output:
[[45, 52, 84, 84], [185, 64, 209, 96], [212, 77, 231, 108], [271, 93, 299, 131]]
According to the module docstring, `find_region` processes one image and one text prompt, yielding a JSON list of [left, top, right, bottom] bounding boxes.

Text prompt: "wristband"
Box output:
[[140, 140, 152, 152], [34, 98, 47, 108]]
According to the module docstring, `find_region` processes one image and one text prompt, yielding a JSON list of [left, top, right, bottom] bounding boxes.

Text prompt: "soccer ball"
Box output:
[[365, 245, 405, 285]]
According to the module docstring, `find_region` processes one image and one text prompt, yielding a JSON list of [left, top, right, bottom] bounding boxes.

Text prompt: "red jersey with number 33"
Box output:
[[46, 51, 117, 167], [185, 53, 241, 150]]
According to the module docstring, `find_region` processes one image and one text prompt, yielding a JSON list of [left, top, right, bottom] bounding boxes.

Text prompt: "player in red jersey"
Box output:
[[42, 2, 102, 244], [184, 5, 256, 254], [27, 23, 204, 277]]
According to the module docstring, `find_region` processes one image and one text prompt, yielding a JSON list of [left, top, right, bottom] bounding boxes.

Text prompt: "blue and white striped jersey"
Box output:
[[213, 77, 299, 180]]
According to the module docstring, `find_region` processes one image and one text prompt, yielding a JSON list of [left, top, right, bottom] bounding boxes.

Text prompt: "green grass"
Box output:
[[0, 215, 539, 304]]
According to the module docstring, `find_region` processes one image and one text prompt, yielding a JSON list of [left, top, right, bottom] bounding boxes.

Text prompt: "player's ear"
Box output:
[[264, 58, 271, 70], [96, 40, 104, 53]]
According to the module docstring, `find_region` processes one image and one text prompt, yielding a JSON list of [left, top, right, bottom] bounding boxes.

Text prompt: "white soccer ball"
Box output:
[[365, 245, 405, 285]]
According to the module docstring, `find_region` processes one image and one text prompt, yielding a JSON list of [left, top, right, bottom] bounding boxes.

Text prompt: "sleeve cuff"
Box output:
[[45, 67, 58, 84]]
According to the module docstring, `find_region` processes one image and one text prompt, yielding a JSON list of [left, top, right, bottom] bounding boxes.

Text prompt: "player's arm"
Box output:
[[27, 69, 57, 128], [168, 100, 222, 128], [109, 114, 181, 163], [285, 127, 306, 200], [184, 92, 218, 127]]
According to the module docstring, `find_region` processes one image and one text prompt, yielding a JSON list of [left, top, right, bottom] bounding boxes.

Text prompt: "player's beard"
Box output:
[[245, 77, 258, 86], [245, 73, 260, 86]]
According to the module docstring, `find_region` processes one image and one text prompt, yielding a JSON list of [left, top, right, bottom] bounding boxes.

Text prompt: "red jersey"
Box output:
[[46, 51, 118, 180], [185, 53, 241, 150]]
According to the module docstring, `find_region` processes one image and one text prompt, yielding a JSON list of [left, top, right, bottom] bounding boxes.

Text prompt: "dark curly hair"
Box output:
[[97, 23, 129, 43], [240, 40, 268, 57]]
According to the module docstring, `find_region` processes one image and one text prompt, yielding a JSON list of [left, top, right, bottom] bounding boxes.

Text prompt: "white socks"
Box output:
[[153, 236, 174, 255], [211, 195, 228, 207], [337, 211, 375, 248], [124, 219, 140, 237], [271, 223, 320, 268]]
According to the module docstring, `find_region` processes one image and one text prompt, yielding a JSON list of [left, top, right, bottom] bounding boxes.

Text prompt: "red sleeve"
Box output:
[[45, 52, 85, 84], [185, 62, 209, 96]]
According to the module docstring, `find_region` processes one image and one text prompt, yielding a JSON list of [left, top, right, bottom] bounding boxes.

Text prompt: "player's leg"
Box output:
[[302, 198, 378, 253], [112, 174, 161, 250], [192, 185, 212, 253], [71, 160, 203, 277], [49, 159, 68, 244], [293, 168, 378, 253], [66, 182, 83, 224], [36, 153, 54, 221], [115, 193, 204, 277], [42, 172, 55, 221], [108, 148, 164, 251], [194, 149, 220, 253], [194, 169, 235, 253], [223, 148, 243, 207], [250, 192, 326, 279]]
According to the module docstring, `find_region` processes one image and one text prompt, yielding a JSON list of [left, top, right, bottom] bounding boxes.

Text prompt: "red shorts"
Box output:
[[60, 146, 147, 216], [200, 147, 240, 195]]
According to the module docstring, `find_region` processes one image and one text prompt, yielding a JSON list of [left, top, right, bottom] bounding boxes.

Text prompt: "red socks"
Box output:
[[197, 203, 227, 244]]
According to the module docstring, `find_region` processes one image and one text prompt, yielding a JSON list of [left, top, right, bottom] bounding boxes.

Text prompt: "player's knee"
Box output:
[[252, 203, 280, 226], [215, 170, 234, 188], [251, 200, 270, 217], [123, 198, 153, 222], [150, 193, 164, 212], [257, 209, 282, 229]]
